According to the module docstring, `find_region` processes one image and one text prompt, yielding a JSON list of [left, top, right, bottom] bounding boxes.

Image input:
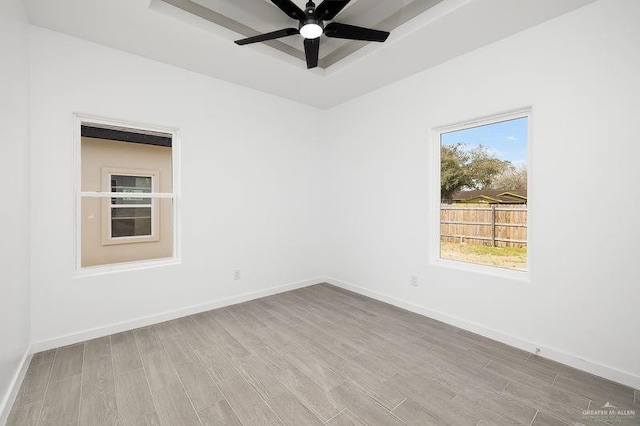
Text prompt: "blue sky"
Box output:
[[441, 117, 528, 166]]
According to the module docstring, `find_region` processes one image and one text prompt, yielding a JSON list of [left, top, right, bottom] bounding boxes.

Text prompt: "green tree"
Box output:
[[441, 143, 471, 201], [441, 143, 515, 200], [467, 145, 510, 189]]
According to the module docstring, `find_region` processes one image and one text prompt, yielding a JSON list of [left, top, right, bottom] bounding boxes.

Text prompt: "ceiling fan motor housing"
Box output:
[[305, 1, 317, 17]]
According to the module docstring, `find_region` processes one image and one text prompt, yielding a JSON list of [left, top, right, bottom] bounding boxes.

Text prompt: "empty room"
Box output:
[[1, 0, 639, 424]]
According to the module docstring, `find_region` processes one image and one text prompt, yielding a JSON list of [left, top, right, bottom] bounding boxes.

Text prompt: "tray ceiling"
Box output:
[[23, 0, 598, 108], [160, 0, 444, 69]]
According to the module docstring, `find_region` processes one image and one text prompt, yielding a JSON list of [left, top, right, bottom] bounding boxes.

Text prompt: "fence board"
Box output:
[[440, 203, 527, 248]]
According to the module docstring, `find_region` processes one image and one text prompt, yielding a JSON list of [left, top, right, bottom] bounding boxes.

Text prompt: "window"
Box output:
[[77, 117, 178, 271], [102, 169, 159, 244], [433, 110, 530, 274]]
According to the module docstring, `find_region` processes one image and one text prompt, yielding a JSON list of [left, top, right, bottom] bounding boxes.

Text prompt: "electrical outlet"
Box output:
[[410, 275, 418, 287], [234, 269, 241, 280]]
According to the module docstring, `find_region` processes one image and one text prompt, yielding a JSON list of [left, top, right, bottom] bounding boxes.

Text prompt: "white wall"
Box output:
[[0, 0, 31, 417], [29, 27, 326, 347], [323, 0, 640, 387]]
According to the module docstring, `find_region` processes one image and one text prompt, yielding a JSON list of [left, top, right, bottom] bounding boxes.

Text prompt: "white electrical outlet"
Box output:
[[410, 275, 418, 287], [234, 269, 241, 280]]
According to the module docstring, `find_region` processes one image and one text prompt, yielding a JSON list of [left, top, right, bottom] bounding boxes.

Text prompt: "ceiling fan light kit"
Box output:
[[234, 0, 390, 69], [299, 22, 323, 39]]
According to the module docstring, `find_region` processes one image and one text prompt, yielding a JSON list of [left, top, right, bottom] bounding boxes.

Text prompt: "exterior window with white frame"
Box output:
[[79, 122, 176, 269], [435, 111, 529, 272], [102, 169, 159, 244]]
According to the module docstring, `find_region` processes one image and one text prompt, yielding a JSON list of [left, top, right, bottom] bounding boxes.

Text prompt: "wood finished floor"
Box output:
[[7, 283, 639, 425]]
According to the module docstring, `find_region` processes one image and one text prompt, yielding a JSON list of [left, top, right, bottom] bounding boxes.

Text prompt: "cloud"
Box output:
[[506, 135, 518, 141]]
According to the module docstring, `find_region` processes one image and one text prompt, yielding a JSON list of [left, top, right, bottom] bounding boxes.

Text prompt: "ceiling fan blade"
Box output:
[[235, 28, 299, 46], [304, 38, 320, 69], [270, 0, 306, 21], [316, 0, 352, 21], [324, 22, 389, 42]]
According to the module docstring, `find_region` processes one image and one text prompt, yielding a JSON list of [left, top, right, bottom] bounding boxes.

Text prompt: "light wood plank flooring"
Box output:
[[7, 284, 639, 425]]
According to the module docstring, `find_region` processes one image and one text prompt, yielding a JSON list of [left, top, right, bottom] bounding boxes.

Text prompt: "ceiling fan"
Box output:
[[234, 0, 390, 69]]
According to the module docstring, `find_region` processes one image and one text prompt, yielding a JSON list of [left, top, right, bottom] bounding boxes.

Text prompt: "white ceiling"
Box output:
[[23, 0, 597, 108]]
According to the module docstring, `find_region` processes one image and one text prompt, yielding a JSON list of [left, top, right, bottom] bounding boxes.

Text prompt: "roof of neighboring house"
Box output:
[[451, 189, 527, 204]]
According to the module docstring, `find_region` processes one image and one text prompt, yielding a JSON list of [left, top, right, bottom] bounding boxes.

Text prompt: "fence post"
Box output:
[[491, 204, 496, 247]]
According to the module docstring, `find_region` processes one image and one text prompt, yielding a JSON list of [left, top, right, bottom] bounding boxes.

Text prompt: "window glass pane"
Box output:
[[111, 217, 152, 238], [81, 136, 173, 193], [80, 128, 174, 268], [80, 197, 173, 267], [111, 175, 152, 205], [111, 207, 152, 218], [111, 175, 152, 192], [111, 207, 152, 238], [440, 116, 528, 271]]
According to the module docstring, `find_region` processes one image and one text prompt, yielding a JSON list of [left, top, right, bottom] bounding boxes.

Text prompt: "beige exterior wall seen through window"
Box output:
[[81, 136, 173, 267]]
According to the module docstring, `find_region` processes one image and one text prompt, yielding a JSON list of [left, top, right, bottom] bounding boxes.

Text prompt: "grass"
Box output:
[[440, 241, 527, 270]]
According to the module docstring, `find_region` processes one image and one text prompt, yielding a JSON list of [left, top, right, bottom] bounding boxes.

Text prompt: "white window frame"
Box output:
[[74, 113, 181, 276], [429, 108, 532, 281], [101, 167, 160, 245]]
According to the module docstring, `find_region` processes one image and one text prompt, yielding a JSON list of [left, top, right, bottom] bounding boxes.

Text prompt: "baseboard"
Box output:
[[0, 349, 32, 426], [28, 274, 640, 390], [324, 276, 640, 390], [31, 277, 325, 353]]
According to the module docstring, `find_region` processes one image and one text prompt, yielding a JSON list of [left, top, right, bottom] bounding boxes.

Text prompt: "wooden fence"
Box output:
[[441, 203, 527, 248]]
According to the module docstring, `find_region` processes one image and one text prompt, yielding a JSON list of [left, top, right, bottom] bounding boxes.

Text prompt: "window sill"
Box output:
[[74, 257, 180, 278], [430, 256, 531, 283]]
